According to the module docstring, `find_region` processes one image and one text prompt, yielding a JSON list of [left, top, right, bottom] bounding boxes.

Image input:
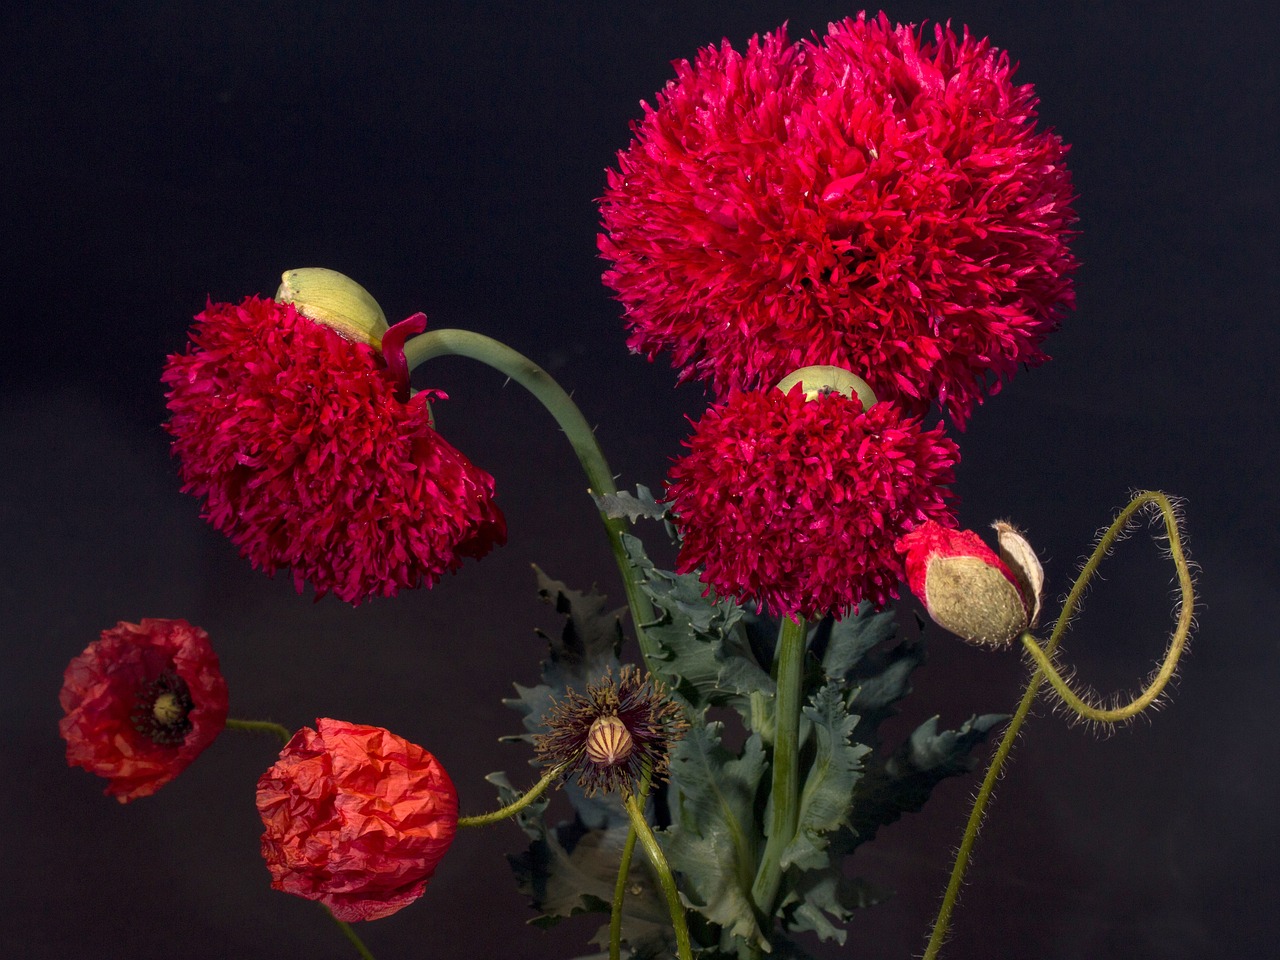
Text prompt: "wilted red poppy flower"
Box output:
[[59, 618, 229, 803], [599, 13, 1076, 425], [163, 295, 506, 604], [665, 386, 959, 620], [256, 718, 458, 922], [895, 520, 1036, 647]]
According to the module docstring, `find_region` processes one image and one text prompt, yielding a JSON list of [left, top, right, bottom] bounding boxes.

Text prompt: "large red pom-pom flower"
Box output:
[[599, 13, 1077, 425], [59, 618, 229, 803], [665, 386, 959, 619], [163, 295, 506, 604], [255, 718, 458, 922]]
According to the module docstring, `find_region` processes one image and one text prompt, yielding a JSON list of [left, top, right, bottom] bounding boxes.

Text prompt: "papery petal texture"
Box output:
[[599, 13, 1077, 425], [255, 718, 458, 922], [162, 295, 506, 604], [665, 387, 959, 620], [59, 618, 228, 803]]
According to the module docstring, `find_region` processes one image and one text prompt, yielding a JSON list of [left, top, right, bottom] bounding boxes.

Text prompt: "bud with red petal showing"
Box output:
[[896, 521, 1043, 648]]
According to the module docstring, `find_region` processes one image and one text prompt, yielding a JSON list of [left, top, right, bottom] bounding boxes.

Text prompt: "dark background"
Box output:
[[3, 2, 1276, 958]]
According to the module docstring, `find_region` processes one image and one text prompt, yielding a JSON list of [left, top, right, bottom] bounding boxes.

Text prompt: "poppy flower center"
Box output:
[[131, 671, 195, 746], [585, 715, 634, 767]]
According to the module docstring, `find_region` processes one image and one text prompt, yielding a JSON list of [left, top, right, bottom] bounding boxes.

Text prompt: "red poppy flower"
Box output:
[[255, 718, 458, 922], [59, 619, 229, 803], [895, 520, 1034, 647], [599, 13, 1076, 425], [665, 386, 959, 620], [163, 295, 506, 604]]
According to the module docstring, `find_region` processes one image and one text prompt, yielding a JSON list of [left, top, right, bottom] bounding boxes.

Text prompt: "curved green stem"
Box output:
[[1020, 493, 1194, 724], [750, 614, 808, 919], [623, 792, 693, 960], [922, 491, 1193, 959], [608, 823, 641, 960], [608, 768, 655, 960], [326, 906, 378, 960], [225, 717, 293, 746], [404, 329, 658, 668], [457, 766, 563, 828]]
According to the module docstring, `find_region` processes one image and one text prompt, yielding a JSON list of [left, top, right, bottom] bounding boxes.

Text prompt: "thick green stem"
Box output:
[[404, 329, 658, 668], [225, 717, 292, 746], [623, 793, 693, 960], [750, 615, 808, 919], [922, 491, 1192, 959], [457, 767, 563, 828], [326, 907, 378, 960]]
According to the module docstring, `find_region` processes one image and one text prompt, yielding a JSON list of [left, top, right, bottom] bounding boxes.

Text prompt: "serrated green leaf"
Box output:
[[780, 683, 871, 874], [497, 769, 669, 946], [622, 533, 773, 717], [843, 712, 1007, 847], [814, 604, 900, 684], [532, 565, 625, 686], [779, 873, 886, 945], [593, 484, 669, 522], [664, 720, 769, 948]]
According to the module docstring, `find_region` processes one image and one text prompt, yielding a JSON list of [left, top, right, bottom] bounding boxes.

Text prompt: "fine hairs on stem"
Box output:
[[922, 491, 1196, 960]]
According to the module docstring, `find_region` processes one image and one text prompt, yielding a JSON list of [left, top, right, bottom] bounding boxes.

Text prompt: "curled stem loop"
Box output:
[[922, 490, 1194, 960]]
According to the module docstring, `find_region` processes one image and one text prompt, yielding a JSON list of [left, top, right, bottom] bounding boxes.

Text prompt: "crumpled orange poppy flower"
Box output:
[[255, 718, 458, 921]]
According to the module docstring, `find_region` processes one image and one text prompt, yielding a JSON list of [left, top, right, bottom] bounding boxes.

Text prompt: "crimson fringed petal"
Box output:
[[255, 718, 458, 922], [599, 13, 1077, 426], [58, 619, 229, 803], [162, 295, 506, 604], [665, 387, 959, 620]]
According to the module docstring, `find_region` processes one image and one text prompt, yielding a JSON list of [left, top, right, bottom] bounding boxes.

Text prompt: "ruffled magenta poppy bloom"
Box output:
[[665, 386, 959, 620], [895, 520, 1034, 647], [255, 718, 458, 922], [599, 13, 1077, 425], [163, 295, 506, 604], [59, 619, 229, 802]]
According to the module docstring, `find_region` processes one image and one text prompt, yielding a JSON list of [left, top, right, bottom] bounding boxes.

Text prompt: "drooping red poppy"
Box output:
[[255, 718, 458, 922], [59, 618, 229, 803], [665, 385, 959, 620], [163, 295, 506, 605], [599, 13, 1077, 426]]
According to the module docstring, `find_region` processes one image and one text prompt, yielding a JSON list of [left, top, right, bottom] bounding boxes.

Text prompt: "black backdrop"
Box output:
[[3, 2, 1277, 958]]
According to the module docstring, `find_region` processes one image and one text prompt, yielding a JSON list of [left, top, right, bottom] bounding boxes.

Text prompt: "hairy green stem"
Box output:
[[922, 491, 1192, 959], [404, 329, 658, 668], [326, 906, 378, 960], [225, 717, 293, 746], [457, 766, 564, 828], [624, 793, 693, 960], [750, 615, 808, 919]]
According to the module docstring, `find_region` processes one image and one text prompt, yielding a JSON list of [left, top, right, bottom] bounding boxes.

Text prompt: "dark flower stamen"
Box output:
[[535, 666, 688, 797], [131, 671, 195, 746]]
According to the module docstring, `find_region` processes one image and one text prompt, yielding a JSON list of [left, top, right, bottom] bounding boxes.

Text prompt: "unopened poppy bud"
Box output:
[[895, 521, 1036, 648], [275, 267, 390, 347]]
